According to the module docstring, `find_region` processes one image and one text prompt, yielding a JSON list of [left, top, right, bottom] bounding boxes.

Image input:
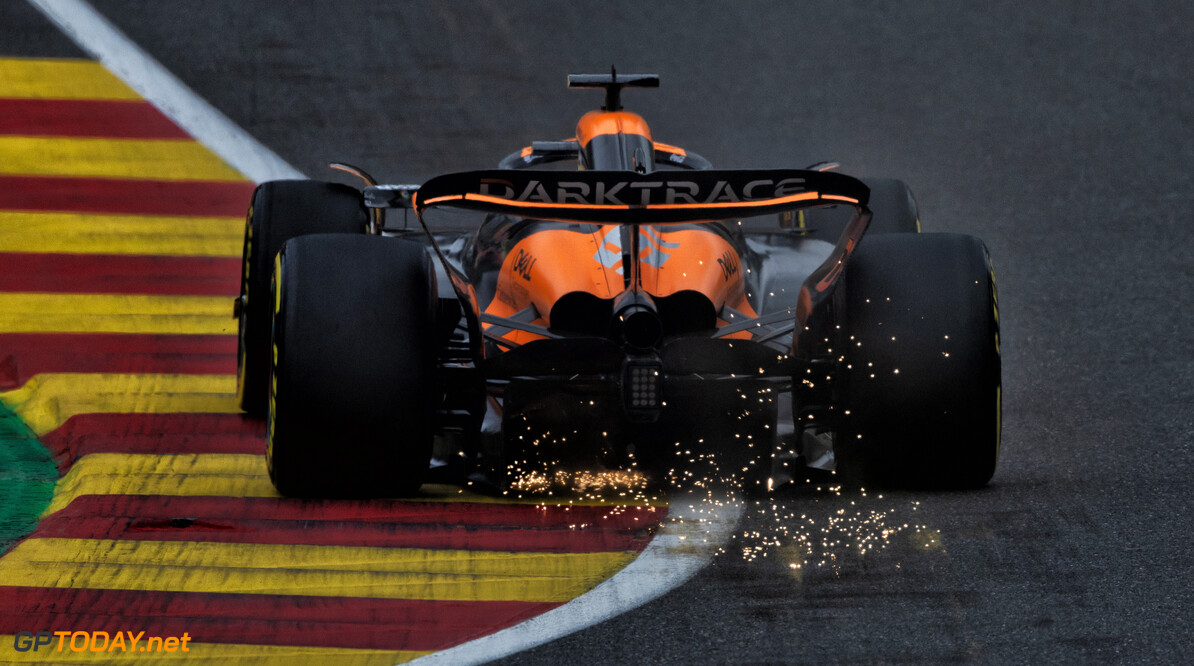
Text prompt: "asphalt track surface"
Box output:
[[10, 0, 1194, 663]]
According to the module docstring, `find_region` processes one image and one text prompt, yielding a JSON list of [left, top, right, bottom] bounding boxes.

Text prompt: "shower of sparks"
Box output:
[[498, 387, 941, 572], [738, 486, 940, 575]]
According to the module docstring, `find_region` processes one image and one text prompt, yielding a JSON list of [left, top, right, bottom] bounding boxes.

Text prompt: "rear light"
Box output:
[[624, 358, 662, 421]]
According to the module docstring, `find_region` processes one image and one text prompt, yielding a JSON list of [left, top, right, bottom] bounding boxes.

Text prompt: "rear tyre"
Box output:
[[804, 177, 920, 242], [268, 234, 438, 497], [834, 233, 1000, 489], [237, 180, 368, 416]]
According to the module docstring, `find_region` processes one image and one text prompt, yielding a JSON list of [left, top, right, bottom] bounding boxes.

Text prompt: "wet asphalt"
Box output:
[[12, 1, 1194, 663]]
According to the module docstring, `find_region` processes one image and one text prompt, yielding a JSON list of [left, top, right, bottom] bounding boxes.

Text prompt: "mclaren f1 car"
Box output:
[[235, 71, 1001, 497]]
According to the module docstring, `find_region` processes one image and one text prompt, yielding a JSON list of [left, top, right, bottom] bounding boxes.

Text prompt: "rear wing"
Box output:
[[365, 169, 870, 224], [366, 168, 872, 349]]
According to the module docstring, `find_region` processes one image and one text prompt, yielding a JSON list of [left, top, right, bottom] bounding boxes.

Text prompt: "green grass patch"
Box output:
[[0, 401, 57, 554]]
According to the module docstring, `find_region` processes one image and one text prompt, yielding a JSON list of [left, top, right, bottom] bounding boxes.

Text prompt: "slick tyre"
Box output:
[[236, 180, 368, 416], [835, 233, 1000, 489], [268, 234, 438, 498], [805, 178, 920, 242]]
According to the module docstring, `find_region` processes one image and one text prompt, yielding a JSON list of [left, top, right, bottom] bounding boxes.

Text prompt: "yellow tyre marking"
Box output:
[[0, 373, 237, 436], [242, 215, 254, 280], [234, 218, 251, 410], [0, 538, 636, 603], [0, 294, 236, 335], [272, 251, 282, 314], [38, 453, 665, 516], [0, 58, 140, 100], [268, 250, 282, 457], [0, 211, 242, 256], [0, 136, 243, 181]]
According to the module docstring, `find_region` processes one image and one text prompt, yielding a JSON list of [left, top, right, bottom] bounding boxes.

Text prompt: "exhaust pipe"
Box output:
[[613, 290, 662, 350]]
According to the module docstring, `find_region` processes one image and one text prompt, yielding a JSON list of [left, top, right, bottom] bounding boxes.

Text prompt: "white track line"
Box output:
[[408, 494, 742, 666], [27, 2, 744, 661], [27, 0, 304, 183]]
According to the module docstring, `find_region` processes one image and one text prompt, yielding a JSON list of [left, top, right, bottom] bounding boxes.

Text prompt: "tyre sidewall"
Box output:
[[237, 180, 368, 414]]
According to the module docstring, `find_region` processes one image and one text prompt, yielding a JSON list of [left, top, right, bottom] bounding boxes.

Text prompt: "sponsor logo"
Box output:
[[479, 177, 808, 207], [717, 249, 740, 281], [640, 226, 679, 269], [511, 248, 537, 280], [593, 227, 623, 273]]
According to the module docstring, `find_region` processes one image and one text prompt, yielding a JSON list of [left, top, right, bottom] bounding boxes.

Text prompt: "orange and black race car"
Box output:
[[235, 72, 1001, 497]]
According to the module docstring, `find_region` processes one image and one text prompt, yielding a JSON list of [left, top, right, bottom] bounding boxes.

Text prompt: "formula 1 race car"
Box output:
[[235, 72, 1001, 497]]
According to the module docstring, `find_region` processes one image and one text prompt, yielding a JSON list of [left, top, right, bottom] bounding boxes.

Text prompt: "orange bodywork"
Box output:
[[652, 141, 687, 157], [483, 225, 757, 345], [638, 227, 757, 340], [575, 111, 652, 147], [482, 108, 759, 346], [485, 227, 617, 345]]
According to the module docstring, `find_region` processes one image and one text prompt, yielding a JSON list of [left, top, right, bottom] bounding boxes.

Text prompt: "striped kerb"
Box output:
[[0, 57, 664, 664]]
